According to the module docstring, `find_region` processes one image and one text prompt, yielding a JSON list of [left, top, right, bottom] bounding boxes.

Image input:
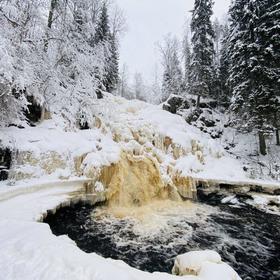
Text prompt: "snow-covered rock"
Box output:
[[198, 262, 242, 280], [172, 250, 222, 276], [172, 250, 241, 280]]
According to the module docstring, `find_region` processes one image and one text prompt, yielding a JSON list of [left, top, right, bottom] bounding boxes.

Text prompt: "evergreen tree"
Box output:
[[259, 0, 280, 145], [212, 18, 223, 101], [228, 0, 250, 112], [251, 0, 280, 149], [94, 3, 111, 98], [104, 33, 119, 93], [182, 19, 191, 93], [94, 3, 110, 45], [219, 24, 231, 104], [229, 0, 280, 154], [183, 33, 191, 94], [190, 0, 215, 106]]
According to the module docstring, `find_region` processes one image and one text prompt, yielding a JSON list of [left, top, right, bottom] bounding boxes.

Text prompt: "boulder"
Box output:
[[172, 250, 222, 276], [163, 95, 190, 114]]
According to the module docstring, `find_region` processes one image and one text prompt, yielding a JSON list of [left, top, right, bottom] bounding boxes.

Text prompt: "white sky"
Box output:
[[115, 0, 231, 83]]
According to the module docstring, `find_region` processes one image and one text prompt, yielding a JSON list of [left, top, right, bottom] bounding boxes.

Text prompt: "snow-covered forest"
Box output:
[[0, 1, 280, 280], [158, 0, 280, 158], [0, 0, 121, 126]]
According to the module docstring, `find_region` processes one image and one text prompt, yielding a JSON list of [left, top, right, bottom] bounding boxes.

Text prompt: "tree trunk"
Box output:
[[274, 112, 280, 146], [196, 95, 201, 108], [44, 0, 58, 52], [276, 129, 280, 146], [258, 131, 267, 156]]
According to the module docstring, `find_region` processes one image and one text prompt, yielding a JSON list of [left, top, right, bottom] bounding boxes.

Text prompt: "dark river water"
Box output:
[[43, 195, 280, 280]]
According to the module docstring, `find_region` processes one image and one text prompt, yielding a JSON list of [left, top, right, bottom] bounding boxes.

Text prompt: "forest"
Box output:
[[0, 0, 279, 156], [0, 1, 280, 280]]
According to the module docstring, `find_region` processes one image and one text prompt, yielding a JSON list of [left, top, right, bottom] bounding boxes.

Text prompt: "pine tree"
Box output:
[[105, 33, 119, 93], [212, 18, 223, 101], [219, 24, 231, 104], [190, 0, 215, 106], [94, 3, 110, 45], [94, 3, 111, 98], [260, 0, 280, 145], [229, 0, 280, 155], [182, 20, 191, 94], [252, 0, 280, 149], [228, 0, 251, 112], [183, 34, 191, 94]]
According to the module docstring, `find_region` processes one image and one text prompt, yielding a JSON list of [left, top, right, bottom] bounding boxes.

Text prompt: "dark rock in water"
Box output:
[[163, 95, 190, 114], [0, 148, 12, 181]]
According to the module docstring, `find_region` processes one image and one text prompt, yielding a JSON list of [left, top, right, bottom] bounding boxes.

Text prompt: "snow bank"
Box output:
[[172, 250, 221, 275], [0, 182, 241, 280], [0, 115, 120, 181], [172, 251, 241, 280], [199, 262, 242, 280]]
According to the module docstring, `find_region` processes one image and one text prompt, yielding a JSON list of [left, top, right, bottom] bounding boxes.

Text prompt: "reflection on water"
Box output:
[[44, 198, 280, 280]]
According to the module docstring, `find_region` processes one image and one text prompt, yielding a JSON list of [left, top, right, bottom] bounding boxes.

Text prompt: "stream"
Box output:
[[44, 195, 280, 280]]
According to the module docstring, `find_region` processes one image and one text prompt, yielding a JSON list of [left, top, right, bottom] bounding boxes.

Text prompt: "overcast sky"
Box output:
[[115, 0, 231, 83]]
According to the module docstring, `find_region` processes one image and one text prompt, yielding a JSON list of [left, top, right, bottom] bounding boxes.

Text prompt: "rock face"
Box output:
[[173, 175, 197, 200], [24, 95, 44, 125], [0, 148, 11, 181], [163, 95, 190, 114], [8, 151, 68, 181]]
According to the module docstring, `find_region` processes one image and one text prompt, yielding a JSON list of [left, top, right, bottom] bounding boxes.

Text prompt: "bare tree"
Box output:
[[110, 4, 127, 38], [44, 0, 58, 51], [158, 34, 183, 101]]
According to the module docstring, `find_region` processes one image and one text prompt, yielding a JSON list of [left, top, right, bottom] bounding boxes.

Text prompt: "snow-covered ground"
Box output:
[[173, 94, 280, 182], [0, 93, 279, 279], [2, 93, 280, 187], [0, 180, 242, 280]]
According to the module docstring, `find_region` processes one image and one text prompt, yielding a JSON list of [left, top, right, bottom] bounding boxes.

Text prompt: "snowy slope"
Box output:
[[2, 93, 280, 189], [87, 94, 248, 182]]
